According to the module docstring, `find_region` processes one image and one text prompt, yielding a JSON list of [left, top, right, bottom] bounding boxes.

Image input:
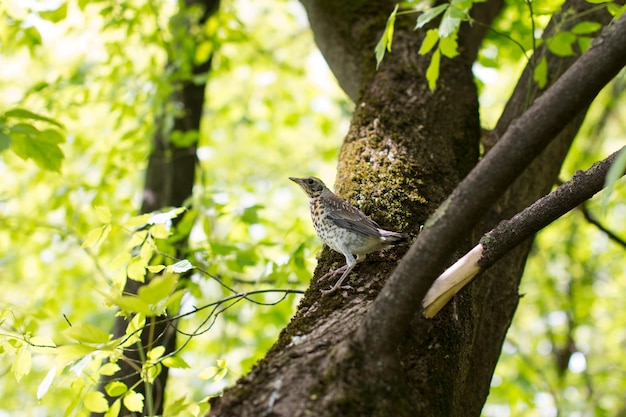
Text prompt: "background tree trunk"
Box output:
[[93, 1, 219, 415]]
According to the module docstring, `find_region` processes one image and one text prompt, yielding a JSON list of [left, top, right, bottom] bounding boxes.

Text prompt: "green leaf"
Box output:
[[138, 274, 177, 304], [150, 223, 171, 239], [111, 296, 152, 315], [82, 226, 107, 248], [123, 391, 144, 413], [162, 355, 190, 369], [607, 3, 626, 17], [142, 362, 162, 384], [0, 130, 11, 152], [198, 361, 228, 382], [571, 21, 602, 35], [22, 26, 42, 47], [601, 147, 626, 213], [4, 108, 64, 128], [84, 392, 109, 413], [99, 363, 121, 376], [104, 399, 121, 417], [127, 256, 147, 282], [546, 31, 577, 57], [533, 55, 548, 89], [375, 4, 399, 70], [415, 4, 448, 30], [439, 8, 462, 37], [64, 323, 111, 345], [147, 264, 166, 273], [426, 49, 441, 91], [55, 344, 96, 366], [577, 36, 592, 54], [171, 129, 199, 147], [38, 3, 68, 23], [148, 207, 186, 225], [105, 381, 128, 397], [127, 313, 146, 335], [169, 259, 193, 273], [12, 349, 32, 382], [147, 346, 166, 362], [419, 29, 440, 55], [95, 206, 112, 224], [241, 204, 263, 224], [37, 366, 56, 400], [439, 35, 459, 58], [124, 213, 152, 229], [110, 252, 132, 270], [10, 126, 65, 172]]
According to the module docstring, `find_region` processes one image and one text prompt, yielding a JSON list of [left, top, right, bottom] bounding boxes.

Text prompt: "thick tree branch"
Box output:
[[360, 14, 626, 358], [423, 147, 626, 317]]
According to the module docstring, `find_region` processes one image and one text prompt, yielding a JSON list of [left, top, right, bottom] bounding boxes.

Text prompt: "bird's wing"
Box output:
[[324, 194, 382, 238]]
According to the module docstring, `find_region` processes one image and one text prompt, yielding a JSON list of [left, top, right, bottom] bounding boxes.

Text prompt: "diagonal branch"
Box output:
[[359, 14, 626, 357], [423, 147, 626, 317]]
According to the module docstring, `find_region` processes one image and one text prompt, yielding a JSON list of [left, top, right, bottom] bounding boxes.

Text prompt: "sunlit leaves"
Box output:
[[105, 381, 128, 397], [419, 29, 439, 54], [375, 4, 399, 69], [138, 274, 178, 305], [82, 225, 113, 248], [64, 323, 111, 345], [3, 108, 64, 128], [123, 313, 146, 347], [425, 49, 441, 91], [169, 259, 193, 273], [198, 359, 228, 382], [38, 3, 68, 23], [123, 391, 144, 413], [600, 147, 626, 213], [546, 31, 577, 56], [99, 362, 121, 376], [571, 21, 602, 35], [84, 391, 109, 413], [0, 108, 66, 171], [164, 395, 206, 417], [162, 355, 190, 369], [6, 124, 65, 171], [37, 366, 57, 400], [106, 273, 180, 316], [533, 55, 548, 89], [12, 348, 32, 382], [413, 0, 473, 89], [415, 4, 448, 30]]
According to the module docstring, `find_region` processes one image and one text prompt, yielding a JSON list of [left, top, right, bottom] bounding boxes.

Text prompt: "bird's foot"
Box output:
[[320, 283, 353, 295], [320, 266, 355, 295], [318, 264, 348, 281]]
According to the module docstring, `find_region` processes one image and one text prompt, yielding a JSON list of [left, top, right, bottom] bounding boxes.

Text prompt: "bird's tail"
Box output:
[[379, 230, 408, 244]]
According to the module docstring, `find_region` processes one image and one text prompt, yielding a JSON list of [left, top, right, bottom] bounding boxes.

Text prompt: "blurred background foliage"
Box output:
[[0, 0, 624, 415]]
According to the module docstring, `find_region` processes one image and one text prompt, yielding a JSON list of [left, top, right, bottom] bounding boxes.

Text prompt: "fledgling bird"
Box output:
[[289, 176, 406, 294]]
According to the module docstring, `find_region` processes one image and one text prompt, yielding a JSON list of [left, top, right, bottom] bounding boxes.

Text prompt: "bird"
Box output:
[[289, 176, 406, 294]]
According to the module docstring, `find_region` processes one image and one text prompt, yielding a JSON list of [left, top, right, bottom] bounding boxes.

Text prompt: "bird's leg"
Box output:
[[318, 264, 348, 281], [321, 253, 365, 295]]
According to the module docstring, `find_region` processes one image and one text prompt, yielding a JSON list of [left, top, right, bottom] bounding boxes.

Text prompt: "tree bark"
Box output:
[[208, 1, 623, 416]]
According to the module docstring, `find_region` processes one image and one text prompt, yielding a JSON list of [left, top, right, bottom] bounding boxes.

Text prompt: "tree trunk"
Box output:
[[93, 1, 219, 415], [208, 1, 623, 415]]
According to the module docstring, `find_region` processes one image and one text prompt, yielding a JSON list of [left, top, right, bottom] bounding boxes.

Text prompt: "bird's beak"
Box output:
[[289, 177, 301, 184]]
